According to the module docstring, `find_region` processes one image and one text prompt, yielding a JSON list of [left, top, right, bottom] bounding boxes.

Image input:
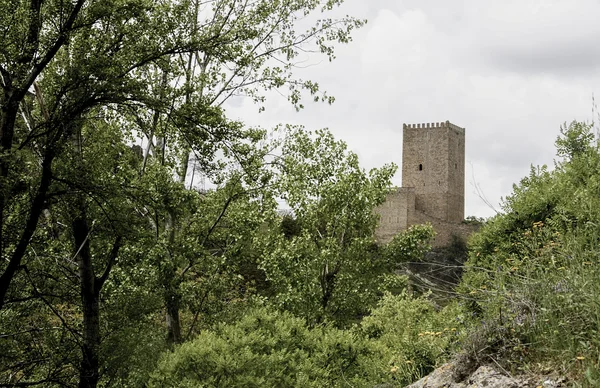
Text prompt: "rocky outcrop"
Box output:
[[405, 362, 566, 388]]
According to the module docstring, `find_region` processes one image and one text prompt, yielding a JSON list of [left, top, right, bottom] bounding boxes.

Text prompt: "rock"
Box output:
[[404, 363, 455, 388], [465, 366, 520, 387], [404, 363, 566, 388]]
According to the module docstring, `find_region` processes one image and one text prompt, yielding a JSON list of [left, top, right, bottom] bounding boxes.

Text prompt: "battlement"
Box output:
[[403, 120, 464, 133], [387, 186, 416, 194]]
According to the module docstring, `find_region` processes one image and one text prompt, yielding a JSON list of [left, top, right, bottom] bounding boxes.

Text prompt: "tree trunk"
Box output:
[[163, 44, 197, 344], [319, 263, 339, 323], [166, 290, 182, 345], [0, 148, 54, 310], [73, 209, 101, 388], [0, 94, 21, 307], [72, 191, 122, 388], [164, 211, 182, 347]]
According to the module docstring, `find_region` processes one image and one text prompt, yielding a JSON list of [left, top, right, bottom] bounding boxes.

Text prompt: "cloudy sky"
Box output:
[[226, 0, 600, 218]]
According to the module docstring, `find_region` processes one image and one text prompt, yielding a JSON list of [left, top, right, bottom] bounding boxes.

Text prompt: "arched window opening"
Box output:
[[418, 164, 423, 171]]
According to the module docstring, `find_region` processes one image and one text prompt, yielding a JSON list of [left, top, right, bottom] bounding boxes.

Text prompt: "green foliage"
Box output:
[[174, 180, 277, 330], [361, 292, 464, 386], [149, 306, 385, 388], [150, 293, 465, 388], [460, 164, 558, 291], [280, 213, 302, 239], [382, 224, 435, 265], [1, 0, 462, 386], [259, 128, 430, 326], [458, 121, 600, 382], [555, 121, 594, 160]]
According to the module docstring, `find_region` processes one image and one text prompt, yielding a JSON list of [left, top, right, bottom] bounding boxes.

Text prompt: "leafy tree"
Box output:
[[0, 0, 194, 310], [0, 11, 197, 385], [0, 1, 212, 384], [114, 0, 367, 345], [260, 127, 433, 325], [0, 115, 153, 386]]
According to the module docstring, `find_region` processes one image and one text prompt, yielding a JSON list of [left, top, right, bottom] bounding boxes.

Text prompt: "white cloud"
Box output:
[[225, 0, 600, 219]]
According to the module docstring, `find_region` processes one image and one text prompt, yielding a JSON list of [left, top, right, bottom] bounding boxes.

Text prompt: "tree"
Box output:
[[259, 127, 432, 325], [118, 0, 366, 345], [1, 1, 211, 385], [0, 113, 153, 387], [0, 0, 86, 312]]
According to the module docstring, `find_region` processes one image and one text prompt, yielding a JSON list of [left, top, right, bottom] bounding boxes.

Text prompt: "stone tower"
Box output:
[[401, 121, 465, 223]]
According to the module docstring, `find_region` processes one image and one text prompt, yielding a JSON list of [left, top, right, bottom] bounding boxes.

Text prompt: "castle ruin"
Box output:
[[375, 121, 475, 247]]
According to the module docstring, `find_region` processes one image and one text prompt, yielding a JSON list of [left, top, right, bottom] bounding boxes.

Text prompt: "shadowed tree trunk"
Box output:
[[73, 204, 122, 388], [73, 209, 100, 388], [70, 117, 123, 387], [165, 285, 182, 345]]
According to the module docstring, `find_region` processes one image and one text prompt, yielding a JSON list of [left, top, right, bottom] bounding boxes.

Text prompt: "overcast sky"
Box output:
[[225, 0, 600, 218]]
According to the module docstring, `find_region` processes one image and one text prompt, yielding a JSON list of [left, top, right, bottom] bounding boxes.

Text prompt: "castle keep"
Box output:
[[375, 121, 474, 247]]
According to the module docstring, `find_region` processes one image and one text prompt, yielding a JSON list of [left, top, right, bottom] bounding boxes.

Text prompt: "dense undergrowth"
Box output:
[[457, 121, 600, 386], [150, 293, 463, 387]]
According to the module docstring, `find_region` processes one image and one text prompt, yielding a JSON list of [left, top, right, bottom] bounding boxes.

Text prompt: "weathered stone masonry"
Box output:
[[375, 121, 476, 247]]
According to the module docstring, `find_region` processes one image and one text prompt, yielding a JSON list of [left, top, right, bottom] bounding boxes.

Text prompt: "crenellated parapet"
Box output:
[[403, 120, 465, 133]]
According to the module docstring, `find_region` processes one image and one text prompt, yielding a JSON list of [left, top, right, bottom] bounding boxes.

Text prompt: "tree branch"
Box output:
[[0, 149, 55, 310], [180, 191, 239, 277], [18, 0, 87, 101], [96, 236, 123, 289]]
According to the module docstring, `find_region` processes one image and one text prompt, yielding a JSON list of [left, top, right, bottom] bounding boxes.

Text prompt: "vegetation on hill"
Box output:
[[457, 121, 600, 386]]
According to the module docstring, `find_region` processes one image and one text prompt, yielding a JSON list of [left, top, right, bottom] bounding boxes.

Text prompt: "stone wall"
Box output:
[[374, 187, 414, 244], [375, 192, 478, 247], [410, 210, 479, 248]]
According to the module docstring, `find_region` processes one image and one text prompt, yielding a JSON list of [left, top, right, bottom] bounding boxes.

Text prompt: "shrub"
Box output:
[[457, 121, 600, 383], [360, 292, 464, 386], [149, 306, 386, 387]]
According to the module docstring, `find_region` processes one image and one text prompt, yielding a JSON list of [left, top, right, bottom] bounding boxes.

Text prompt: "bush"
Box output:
[[457, 121, 600, 384], [360, 292, 464, 386], [149, 306, 386, 387]]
